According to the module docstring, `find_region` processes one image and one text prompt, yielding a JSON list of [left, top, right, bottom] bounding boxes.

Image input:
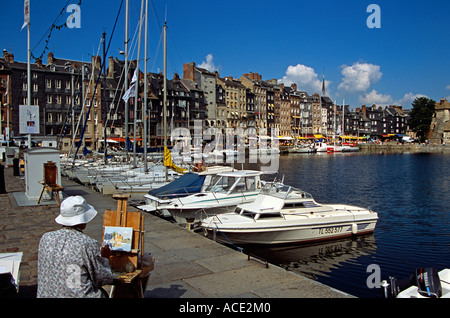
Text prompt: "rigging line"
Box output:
[[167, 27, 183, 75], [105, 20, 140, 129], [151, 30, 163, 73], [31, 0, 71, 52], [73, 0, 124, 162], [65, 37, 103, 157]]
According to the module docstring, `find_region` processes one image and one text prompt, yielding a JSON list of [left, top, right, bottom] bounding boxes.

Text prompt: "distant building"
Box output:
[[429, 98, 450, 144], [183, 62, 217, 126]]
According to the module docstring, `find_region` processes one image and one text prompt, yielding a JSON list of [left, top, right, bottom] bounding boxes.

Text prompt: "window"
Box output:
[[46, 79, 52, 88], [56, 80, 62, 89]]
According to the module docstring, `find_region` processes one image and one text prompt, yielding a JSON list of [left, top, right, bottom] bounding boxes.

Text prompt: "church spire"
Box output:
[[322, 71, 326, 97]]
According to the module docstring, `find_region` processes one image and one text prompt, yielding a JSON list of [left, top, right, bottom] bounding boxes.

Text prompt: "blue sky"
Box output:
[[1, 0, 449, 109]]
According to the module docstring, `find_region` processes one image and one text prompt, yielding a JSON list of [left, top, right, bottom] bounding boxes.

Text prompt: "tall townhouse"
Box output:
[[216, 76, 246, 129], [240, 72, 267, 131], [183, 62, 217, 126], [311, 93, 322, 135], [278, 83, 292, 138]]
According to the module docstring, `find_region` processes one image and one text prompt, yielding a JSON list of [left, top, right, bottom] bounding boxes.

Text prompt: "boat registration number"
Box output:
[[318, 226, 343, 235]]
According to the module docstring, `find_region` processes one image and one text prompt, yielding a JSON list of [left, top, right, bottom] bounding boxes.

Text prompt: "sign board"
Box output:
[[19, 105, 40, 134]]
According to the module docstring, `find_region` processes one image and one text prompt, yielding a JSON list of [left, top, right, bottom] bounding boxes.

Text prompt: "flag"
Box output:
[[21, 0, 30, 30], [122, 83, 136, 102], [131, 69, 138, 84]]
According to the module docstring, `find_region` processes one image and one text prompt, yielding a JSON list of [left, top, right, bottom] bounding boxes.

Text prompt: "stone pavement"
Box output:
[[0, 163, 353, 299]]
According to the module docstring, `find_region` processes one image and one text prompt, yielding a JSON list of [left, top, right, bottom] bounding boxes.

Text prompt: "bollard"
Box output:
[[0, 164, 6, 194], [13, 158, 20, 176]]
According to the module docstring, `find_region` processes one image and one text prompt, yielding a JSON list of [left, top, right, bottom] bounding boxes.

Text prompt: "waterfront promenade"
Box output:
[[0, 164, 351, 298]]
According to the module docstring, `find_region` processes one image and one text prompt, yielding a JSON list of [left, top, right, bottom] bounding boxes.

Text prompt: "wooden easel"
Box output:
[[37, 161, 64, 206], [103, 194, 145, 297]]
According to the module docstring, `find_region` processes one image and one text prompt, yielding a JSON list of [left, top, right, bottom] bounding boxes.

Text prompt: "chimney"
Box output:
[[107, 56, 114, 78], [92, 55, 101, 70], [279, 83, 284, 91], [35, 58, 43, 68], [291, 83, 297, 91], [47, 52, 54, 65], [3, 50, 14, 64], [173, 73, 180, 81], [361, 105, 367, 117], [183, 62, 195, 81]]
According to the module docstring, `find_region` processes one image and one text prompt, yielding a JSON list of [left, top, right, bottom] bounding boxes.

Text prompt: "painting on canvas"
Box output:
[[103, 226, 133, 252]]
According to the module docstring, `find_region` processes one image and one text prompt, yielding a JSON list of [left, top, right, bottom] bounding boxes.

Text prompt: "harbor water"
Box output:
[[240, 151, 450, 298]]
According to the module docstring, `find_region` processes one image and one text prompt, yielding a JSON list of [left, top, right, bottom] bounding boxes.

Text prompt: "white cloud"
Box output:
[[338, 62, 382, 93], [278, 64, 330, 94], [359, 90, 429, 107], [395, 92, 428, 107], [446, 84, 450, 90], [198, 54, 219, 72], [359, 89, 393, 105]]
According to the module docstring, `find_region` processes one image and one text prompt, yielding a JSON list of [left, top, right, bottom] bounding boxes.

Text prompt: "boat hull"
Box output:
[[203, 219, 377, 245]]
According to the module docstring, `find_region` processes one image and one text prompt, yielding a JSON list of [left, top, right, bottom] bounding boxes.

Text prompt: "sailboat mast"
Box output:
[[163, 21, 168, 181], [124, 0, 129, 161], [27, 1, 31, 149], [342, 98, 345, 142], [143, 0, 148, 172], [133, 0, 145, 168]]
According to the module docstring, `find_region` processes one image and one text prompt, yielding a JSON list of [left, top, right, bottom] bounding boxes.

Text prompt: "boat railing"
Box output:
[[211, 192, 220, 203]]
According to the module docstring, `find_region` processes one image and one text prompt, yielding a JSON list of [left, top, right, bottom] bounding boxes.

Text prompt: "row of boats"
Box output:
[[289, 142, 360, 153], [61, 154, 378, 246]]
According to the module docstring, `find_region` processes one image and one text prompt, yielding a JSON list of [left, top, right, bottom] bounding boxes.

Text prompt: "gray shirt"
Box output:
[[37, 227, 113, 298]]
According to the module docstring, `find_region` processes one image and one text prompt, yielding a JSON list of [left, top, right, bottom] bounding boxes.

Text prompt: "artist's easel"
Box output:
[[37, 161, 64, 206], [103, 194, 145, 298]]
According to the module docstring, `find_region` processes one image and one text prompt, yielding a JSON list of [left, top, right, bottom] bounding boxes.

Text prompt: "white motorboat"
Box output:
[[289, 144, 317, 154], [201, 183, 378, 245], [141, 170, 264, 225], [381, 268, 450, 298], [313, 142, 329, 152], [137, 166, 235, 213]]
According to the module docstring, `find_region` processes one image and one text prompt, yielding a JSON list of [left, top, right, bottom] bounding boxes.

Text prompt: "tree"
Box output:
[[408, 97, 435, 142]]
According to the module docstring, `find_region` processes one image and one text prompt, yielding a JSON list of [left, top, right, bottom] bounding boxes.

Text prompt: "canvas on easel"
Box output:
[[102, 195, 144, 273], [103, 226, 133, 252]]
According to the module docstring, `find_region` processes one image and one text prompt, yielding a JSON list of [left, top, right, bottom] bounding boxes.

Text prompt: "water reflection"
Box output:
[[245, 235, 377, 281]]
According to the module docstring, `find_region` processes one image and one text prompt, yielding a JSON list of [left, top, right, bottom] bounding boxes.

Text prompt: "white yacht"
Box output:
[[140, 170, 264, 225], [201, 183, 378, 245]]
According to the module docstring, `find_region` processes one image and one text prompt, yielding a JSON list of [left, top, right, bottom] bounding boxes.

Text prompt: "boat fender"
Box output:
[[351, 223, 358, 235]]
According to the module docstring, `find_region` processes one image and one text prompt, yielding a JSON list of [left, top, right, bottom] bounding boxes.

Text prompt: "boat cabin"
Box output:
[[204, 171, 262, 194]]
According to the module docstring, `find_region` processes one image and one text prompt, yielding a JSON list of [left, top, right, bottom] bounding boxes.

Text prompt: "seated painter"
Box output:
[[37, 196, 113, 298]]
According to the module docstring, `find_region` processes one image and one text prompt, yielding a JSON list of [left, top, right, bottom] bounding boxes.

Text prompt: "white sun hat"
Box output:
[[55, 196, 98, 226]]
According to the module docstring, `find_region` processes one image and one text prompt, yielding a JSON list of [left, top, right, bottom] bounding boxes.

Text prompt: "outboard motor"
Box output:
[[414, 268, 442, 298], [381, 268, 442, 298]]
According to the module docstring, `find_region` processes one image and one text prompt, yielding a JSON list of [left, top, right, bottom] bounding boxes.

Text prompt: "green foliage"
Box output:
[[408, 97, 436, 142]]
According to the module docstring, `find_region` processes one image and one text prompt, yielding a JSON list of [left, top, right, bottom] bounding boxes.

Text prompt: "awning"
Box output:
[[314, 134, 323, 138], [278, 136, 294, 140]]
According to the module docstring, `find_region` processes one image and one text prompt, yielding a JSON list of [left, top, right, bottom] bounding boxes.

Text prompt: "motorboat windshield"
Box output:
[[204, 172, 260, 194], [261, 183, 313, 200]]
